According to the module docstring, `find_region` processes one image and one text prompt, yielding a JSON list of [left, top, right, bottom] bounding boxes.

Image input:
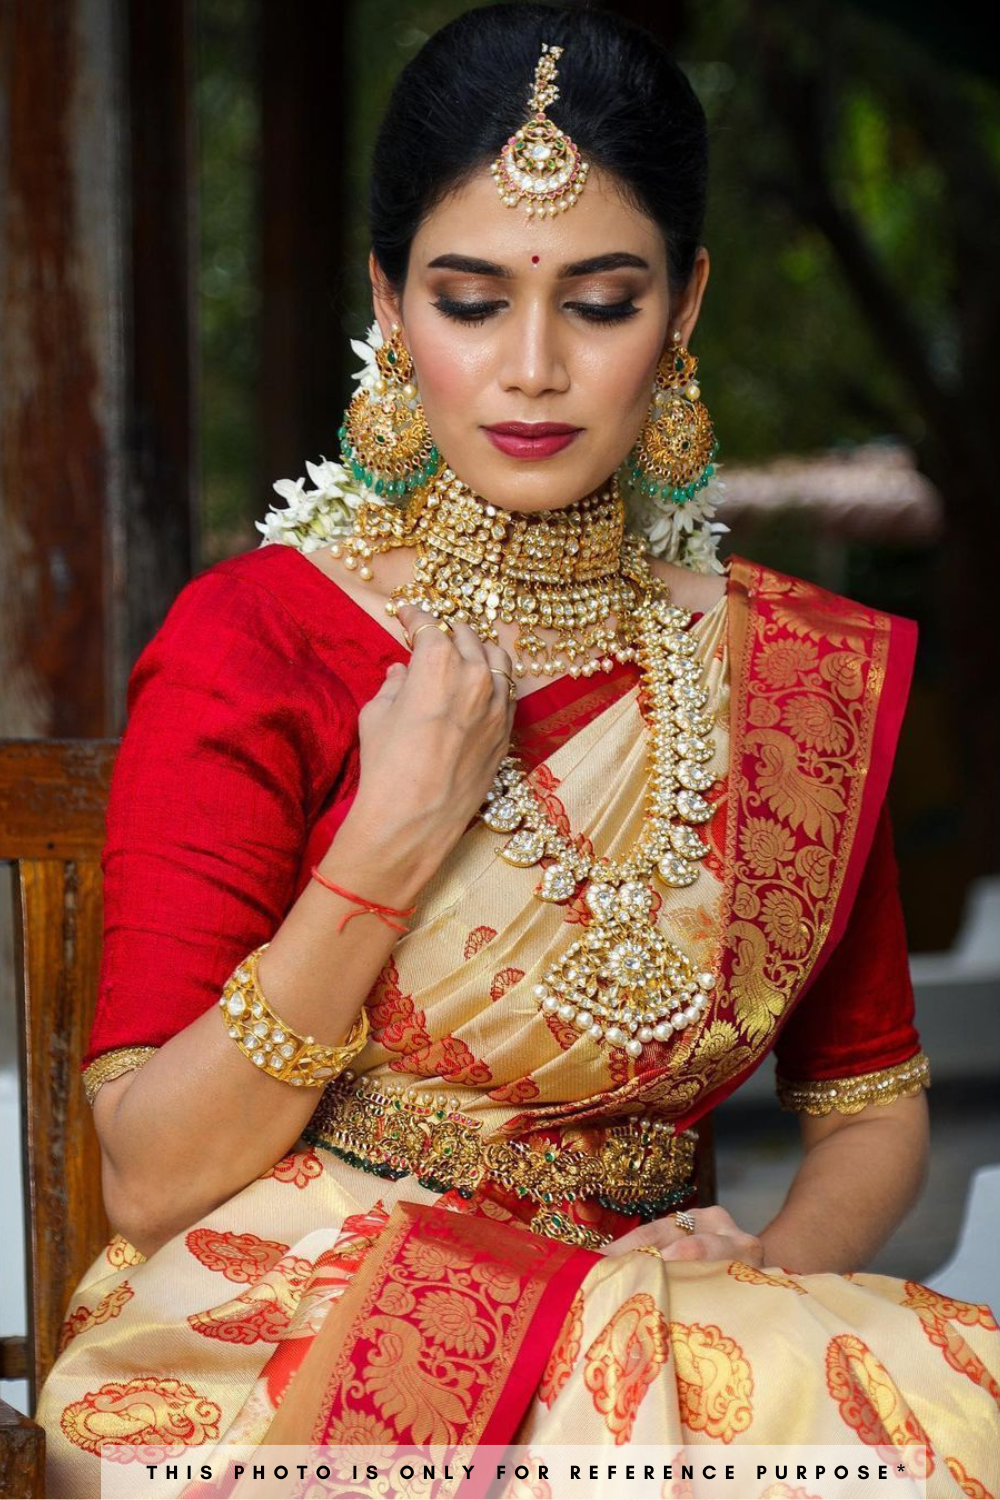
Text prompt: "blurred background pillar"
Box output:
[[258, 0, 350, 492], [0, 0, 196, 742]]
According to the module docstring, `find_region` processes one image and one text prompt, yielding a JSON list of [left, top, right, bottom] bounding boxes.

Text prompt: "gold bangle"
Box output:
[[218, 943, 369, 1088]]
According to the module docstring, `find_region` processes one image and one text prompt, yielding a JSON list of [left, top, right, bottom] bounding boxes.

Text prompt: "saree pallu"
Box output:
[[35, 562, 999, 1498]]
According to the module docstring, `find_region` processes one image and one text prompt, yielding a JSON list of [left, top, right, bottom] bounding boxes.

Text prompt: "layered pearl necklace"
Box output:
[[328, 469, 721, 1062]]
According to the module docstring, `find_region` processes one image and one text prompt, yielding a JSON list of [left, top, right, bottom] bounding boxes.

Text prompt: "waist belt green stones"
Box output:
[[303, 1073, 698, 1223]]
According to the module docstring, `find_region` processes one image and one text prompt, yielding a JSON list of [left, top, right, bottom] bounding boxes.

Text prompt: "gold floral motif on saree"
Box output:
[[901, 1281, 999, 1330], [583, 1291, 671, 1443], [825, 1334, 934, 1466], [59, 1375, 223, 1455], [913, 1310, 1000, 1408], [538, 1286, 584, 1406], [57, 1282, 134, 1356], [668, 1319, 754, 1441], [268, 1200, 594, 1453]]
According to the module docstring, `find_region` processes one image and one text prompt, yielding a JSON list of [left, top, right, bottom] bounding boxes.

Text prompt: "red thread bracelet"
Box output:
[[309, 866, 416, 934]]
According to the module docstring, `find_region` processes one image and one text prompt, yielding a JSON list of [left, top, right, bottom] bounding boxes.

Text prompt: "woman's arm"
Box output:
[[92, 804, 440, 1259], [91, 598, 517, 1259], [756, 1089, 930, 1272]]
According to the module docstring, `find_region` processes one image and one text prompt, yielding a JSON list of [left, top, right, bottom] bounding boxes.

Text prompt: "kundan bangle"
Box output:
[[309, 866, 416, 934], [219, 943, 369, 1088]]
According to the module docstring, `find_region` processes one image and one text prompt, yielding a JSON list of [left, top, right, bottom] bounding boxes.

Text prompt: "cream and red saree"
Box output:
[[35, 559, 999, 1499]]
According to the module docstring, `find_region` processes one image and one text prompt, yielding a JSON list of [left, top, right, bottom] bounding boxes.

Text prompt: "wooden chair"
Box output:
[[0, 735, 717, 1499], [0, 738, 118, 1499]]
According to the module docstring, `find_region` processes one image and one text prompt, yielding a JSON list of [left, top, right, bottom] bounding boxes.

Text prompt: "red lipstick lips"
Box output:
[[484, 422, 582, 460]]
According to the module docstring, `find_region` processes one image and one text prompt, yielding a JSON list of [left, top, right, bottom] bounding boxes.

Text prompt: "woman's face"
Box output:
[[371, 165, 709, 514]]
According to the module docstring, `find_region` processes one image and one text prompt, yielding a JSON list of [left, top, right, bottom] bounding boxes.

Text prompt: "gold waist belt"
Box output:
[[303, 1073, 698, 1226]]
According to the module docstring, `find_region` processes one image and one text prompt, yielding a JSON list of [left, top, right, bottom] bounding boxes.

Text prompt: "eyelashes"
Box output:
[[431, 296, 641, 327]]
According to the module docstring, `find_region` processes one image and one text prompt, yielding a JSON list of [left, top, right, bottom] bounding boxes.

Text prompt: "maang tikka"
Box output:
[[627, 330, 719, 508], [491, 42, 589, 215], [339, 323, 442, 498]]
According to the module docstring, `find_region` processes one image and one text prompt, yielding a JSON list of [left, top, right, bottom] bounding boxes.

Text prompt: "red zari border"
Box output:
[[254, 1199, 598, 1463], [666, 555, 918, 1127]]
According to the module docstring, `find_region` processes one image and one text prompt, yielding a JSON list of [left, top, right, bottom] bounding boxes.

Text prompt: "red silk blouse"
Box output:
[[82, 543, 922, 1100]]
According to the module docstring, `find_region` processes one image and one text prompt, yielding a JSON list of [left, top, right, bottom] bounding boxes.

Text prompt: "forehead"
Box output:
[[410, 164, 667, 272]]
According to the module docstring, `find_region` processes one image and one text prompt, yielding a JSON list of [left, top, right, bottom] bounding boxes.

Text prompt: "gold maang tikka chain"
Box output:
[[329, 466, 651, 680]]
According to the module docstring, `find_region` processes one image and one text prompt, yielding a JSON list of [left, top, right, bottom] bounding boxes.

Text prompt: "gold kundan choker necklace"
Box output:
[[327, 467, 721, 1062], [328, 466, 653, 679]]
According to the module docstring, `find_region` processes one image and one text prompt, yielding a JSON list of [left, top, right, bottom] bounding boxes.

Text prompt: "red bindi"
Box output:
[[531, 254, 540, 264]]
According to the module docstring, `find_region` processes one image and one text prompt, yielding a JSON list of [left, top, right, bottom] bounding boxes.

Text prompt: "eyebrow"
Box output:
[[425, 252, 650, 278]]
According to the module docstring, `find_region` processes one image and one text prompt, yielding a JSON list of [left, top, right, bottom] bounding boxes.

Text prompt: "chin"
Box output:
[[457, 458, 615, 514]]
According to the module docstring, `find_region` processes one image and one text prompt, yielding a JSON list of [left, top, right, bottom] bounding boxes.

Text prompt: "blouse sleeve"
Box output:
[[81, 561, 355, 1105], [772, 801, 931, 1116]]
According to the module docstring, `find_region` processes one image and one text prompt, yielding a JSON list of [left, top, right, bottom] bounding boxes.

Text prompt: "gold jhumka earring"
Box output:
[[491, 42, 589, 215], [627, 330, 719, 508], [338, 323, 442, 498]]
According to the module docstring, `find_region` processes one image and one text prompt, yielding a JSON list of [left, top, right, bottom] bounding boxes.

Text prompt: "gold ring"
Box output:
[[489, 668, 516, 690], [672, 1210, 697, 1236], [410, 620, 453, 643], [635, 1245, 663, 1259]]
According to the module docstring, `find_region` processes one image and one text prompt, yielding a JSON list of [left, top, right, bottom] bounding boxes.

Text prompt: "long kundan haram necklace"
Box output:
[[328, 466, 720, 1061]]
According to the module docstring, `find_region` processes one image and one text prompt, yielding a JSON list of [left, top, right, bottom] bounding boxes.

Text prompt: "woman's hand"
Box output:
[[347, 603, 518, 876], [602, 1204, 766, 1265]]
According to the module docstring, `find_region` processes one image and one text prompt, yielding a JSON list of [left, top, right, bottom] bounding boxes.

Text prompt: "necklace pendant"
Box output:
[[656, 853, 700, 888], [482, 795, 524, 833], [676, 788, 713, 824], [499, 828, 547, 867], [535, 916, 714, 1061], [677, 761, 715, 793], [538, 863, 579, 902]]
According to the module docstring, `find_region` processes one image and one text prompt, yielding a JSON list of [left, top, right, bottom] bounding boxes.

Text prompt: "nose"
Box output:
[[496, 303, 570, 400]]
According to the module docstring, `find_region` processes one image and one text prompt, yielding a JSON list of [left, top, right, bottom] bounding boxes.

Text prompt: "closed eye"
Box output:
[[432, 296, 641, 326]]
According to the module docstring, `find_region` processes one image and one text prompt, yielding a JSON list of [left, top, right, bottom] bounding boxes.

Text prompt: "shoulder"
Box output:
[[127, 544, 348, 712], [164, 542, 304, 623], [646, 556, 727, 614], [146, 543, 326, 664]]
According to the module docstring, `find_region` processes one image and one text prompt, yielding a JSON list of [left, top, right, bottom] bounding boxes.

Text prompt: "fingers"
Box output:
[[601, 1205, 765, 1268], [658, 1233, 728, 1262], [395, 603, 515, 709], [483, 641, 518, 714], [395, 603, 479, 664]]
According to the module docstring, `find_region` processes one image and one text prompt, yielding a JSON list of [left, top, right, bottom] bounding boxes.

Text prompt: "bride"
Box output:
[[35, 6, 997, 1497]]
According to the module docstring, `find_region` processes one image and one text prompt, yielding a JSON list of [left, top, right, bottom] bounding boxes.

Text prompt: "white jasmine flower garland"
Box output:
[[256, 320, 727, 572]]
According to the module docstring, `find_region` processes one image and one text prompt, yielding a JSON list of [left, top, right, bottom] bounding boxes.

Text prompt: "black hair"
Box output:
[[370, 4, 708, 297]]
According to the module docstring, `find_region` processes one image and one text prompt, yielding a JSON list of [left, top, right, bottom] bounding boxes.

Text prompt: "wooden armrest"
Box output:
[[0, 1398, 46, 1500]]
